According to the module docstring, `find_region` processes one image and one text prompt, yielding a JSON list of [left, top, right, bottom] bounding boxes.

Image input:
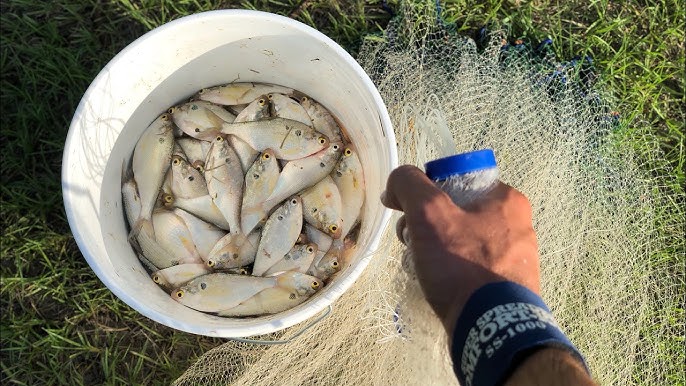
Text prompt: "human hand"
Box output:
[[381, 165, 540, 335]]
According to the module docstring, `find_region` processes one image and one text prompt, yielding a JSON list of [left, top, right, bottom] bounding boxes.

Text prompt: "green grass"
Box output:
[[1, 0, 683, 385]]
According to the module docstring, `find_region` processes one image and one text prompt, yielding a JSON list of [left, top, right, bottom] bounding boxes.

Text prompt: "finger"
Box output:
[[395, 215, 407, 244], [382, 165, 448, 214]]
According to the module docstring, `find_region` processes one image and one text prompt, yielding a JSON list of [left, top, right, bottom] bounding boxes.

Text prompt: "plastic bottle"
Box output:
[[424, 149, 499, 207], [399, 149, 498, 272]]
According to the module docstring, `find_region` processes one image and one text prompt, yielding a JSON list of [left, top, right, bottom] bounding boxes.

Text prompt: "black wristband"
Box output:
[[451, 281, 588, 386]]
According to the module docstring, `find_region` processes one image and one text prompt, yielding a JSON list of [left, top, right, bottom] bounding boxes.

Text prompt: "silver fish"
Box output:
[[220, 117, 329, 160], [151, 209, 203, 265], [228, 95, 272, 171], [152, 263, 211, 290], [173, 208, 226, 260], [170, 155, 208, 199], [307, 249, 341, 281], [217, 272, 322, 317], [301, 176, 343, 239], [130, 113, 174, 238], [177, 137, 211, 169], [206, 231, 260, 269], [165, 193, 231, 231], [136, 219, 179, 269], [304, 224, 333, 253], [204, 135, 243, 235], [234, 95, 271, 122], [269, 93, 312, 127], [241, 150, 279, 235], [300, 96, 343, 143], [172, 273, 280, 313], [197, 82, 294, 106], [303, 224, 333, 277], [228, 136, 259, 174], [247, 142, 343, 221], [252, 196, 303, 276], [331, 146, 365, 239], [170, 101, 236, 140], [264, 243, 318, 276], [121, 164, 141, 228]]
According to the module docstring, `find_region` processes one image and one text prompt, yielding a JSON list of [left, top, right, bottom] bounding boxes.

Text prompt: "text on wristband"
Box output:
[[460, 302, 560, 386]]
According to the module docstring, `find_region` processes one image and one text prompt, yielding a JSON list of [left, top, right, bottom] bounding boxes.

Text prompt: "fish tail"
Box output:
[[219, 122, 233, 136], [128, 217, 153, 244], [240, 205, 267, 235]]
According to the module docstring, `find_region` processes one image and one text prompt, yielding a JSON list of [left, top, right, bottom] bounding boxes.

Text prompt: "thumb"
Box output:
[[381, 165, 449, 214]]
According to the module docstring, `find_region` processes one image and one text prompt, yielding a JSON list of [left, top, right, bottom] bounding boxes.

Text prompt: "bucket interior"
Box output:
[[64, 11, 396, 336]]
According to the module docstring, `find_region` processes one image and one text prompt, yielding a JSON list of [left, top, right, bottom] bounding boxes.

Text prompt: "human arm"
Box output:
[[381, 165, 596, 386]]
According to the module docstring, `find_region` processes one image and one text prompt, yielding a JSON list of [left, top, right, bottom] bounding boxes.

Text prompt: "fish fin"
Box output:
[[219, 122, 234, 136], [128, 217, 147, 244], [240, 205, 267, 235], [180, 255, 203, 265]]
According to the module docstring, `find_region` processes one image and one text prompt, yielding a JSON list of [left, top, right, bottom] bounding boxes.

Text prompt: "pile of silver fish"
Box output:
[[121, 82, 365, 317]]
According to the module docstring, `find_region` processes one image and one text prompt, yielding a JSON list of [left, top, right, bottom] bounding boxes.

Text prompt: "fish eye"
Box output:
[[267, 94, 274, 100], [163, 194, 174, 204], [329, 224, 338, 233], [195, 128, 201, 132], [262, 153, 270, 160], [344, 148, 352, 156], [258, 98, 265, 105], [216, 136, 223, 142], [277, 215, 284, 221], [253, 173, 260, 180], [291, 198, 298, 205], [172, 157, 181, 166], [195, 165, 204, 173], [207, 260, 215, 267], [199, 88, 207, 94], [175, 290, 184, 298], [318, 137, 326, 144], [307, 246, 314, 253], [152, 275, 160, 283], [332, 144, 339, 150], [161, 113, 169, 120], [200, 282, 207, 290], [311, 281, 320, 289], [240, 268, 248, 275], [301, 96, 308, 102], [332, 261, 339, 267], [168, 108, 175, 114]]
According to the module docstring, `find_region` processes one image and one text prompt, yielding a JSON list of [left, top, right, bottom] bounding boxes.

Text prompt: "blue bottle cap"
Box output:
[[425, 149, 497, 181]]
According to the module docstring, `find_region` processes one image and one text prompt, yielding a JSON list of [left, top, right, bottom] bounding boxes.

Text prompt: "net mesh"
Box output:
[[174, 2, 683, 385]]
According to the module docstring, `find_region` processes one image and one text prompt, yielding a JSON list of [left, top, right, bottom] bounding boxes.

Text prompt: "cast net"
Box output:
[[174, 2, 683, 385]]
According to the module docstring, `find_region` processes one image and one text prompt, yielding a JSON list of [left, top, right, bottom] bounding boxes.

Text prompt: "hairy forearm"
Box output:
[[505, 348, 596, 386]]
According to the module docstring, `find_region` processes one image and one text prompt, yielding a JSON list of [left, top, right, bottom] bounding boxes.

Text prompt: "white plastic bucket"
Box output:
[[62, 10, 397, 337]]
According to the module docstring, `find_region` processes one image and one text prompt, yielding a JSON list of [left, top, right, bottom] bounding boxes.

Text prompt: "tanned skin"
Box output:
[[382, 165, 597, 386]]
